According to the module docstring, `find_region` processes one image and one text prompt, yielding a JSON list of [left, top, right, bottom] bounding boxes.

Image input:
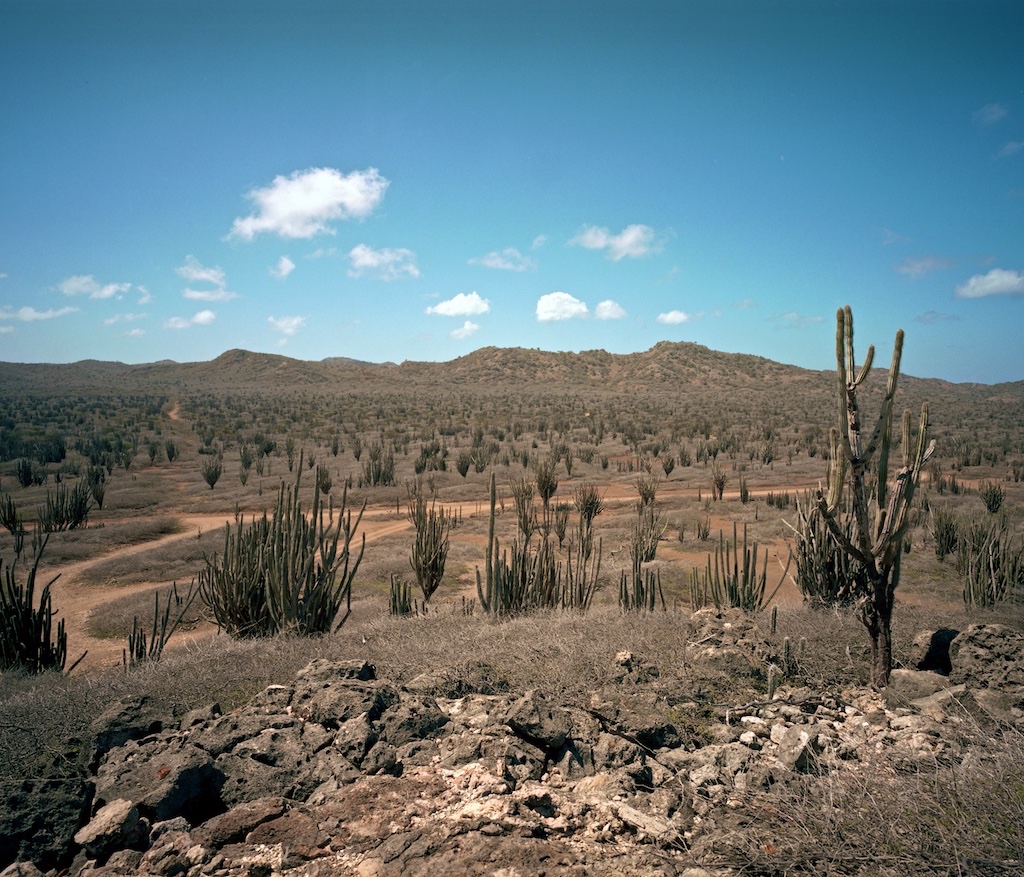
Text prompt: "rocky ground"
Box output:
[[3, 609, 1023, 877]]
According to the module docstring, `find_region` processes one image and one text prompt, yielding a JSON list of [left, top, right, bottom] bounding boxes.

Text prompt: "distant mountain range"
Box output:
[[0, 343, 1020, 406]]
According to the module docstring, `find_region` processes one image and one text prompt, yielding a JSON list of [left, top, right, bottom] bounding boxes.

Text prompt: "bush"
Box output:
[[199, 469, 365, 637]]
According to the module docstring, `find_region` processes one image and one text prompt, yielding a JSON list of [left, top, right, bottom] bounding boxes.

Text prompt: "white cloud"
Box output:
[[425, 291, 490, 317], [183, 288, 239, 302], [176, 256, 226, 287], [164, 310, 215, 330], [136, 286, 152, 305], [103, 312, 146, 325], [268, 315, 306, 337], [126, 328, 146, 337], [469, 248, 534, 271], [998, 141, 1024, 158], [531, 235, 548, 250], [916, 311, 960, 325], [0, 326, 12, 334], [595, 299, 626, 320], [656, 310, 690, 325], [451, 320, 480, 340], [270, 255, 296, 279], [0, 305, 78, 322], [57, 274, 131, 299], [894, 256, 952, 278], [973, 102, 1008, 125], [347, 243, 420, 280], [537, 291, 588, 322], [954, 268, 1024, 299], [776, 311, 825, 329], [570, 224, 659, 261], [732, 298, 757, 309], [230, 167, 389, 240]]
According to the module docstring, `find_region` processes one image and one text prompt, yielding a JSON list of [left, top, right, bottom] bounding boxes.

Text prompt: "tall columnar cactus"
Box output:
[[816, 306, 934, 686]]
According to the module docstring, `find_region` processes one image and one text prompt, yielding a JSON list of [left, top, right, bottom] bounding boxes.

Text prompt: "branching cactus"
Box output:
[[815, 306, 935, 686]]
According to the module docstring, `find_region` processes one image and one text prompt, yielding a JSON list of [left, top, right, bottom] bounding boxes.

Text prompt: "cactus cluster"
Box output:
[[690, 523, 789, 613], [199, 462, 364, 637]]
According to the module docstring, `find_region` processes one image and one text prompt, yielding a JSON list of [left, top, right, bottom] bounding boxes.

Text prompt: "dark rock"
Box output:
[[380, 694, 449, 747], [95, 739, 223, 824], [191, 796, 286, 848], [88, 697, 165, 771], [505, 690, 570, 752], [909, 628, 959, 674], [0, 778, 93, 872], [883, 668, 951, 709], [290, 679, 400, 729], [0, 863, 45, 877]]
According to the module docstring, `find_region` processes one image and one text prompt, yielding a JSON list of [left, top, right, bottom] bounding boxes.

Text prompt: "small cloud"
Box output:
[[347, 243, 420, 280], [537, 291, 588, 322], [136, 286, 152, 305], [229, 167, 389, 240], [451, 320, 480, 340], [103, 312, 146, 325], [183, 288, 239, 302], [270, 255, 296, 279], [468, 248, 535, 271], [656, 310, 689, 325], [570, 224, 659, 261], [915, 311, 960, 325], [973, 102, 1008, 125], [880, 228, 910, 246], [954, 268, 1024, 299], [57, 274, 131, 299], [531, 235, 548, 250], [425, 291, 490, 317], [595, 299, 627, 320], [998, 141, 1024, 158], [0, 305, 78, 322], [0, 326, 12, 334], [893, 256, 953, 278], [176, 256, 226, 287], [776, 311, 825, 329], [126, 328, 146, 337], [309, 246, 339, 259], [732, 298, 757, 309], [268, 315, 305, 338], [164, 310, 215, 330]]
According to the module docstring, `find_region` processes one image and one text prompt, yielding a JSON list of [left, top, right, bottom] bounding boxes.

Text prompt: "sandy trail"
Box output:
[[49, 509, 412, 673]]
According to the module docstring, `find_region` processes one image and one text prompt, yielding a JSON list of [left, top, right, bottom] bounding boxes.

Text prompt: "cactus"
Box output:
[[0, 533, 74, 673], [785, 491, 862, 607], [408, 492, 450, 603], [618, 551, 665, 612], [389, 574, 415, 616], [200, 460, 364, 637], [815, 306, 934, 686], [123, 580, 198, 668], [690, 523, 790, 613]]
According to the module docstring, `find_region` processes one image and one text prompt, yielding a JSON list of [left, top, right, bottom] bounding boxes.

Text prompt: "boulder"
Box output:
[[74, 799, 148, 862]]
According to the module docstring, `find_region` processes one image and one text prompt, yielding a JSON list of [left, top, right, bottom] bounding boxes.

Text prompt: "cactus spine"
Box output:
[[816, 306, 934, 686]]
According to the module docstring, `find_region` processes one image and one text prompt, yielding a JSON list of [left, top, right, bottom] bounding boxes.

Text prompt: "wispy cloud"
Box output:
[[164, 310, 216, 330], [136, 286, 152, 305], [595, 300, 626, 320], [451, 320, 480, 340], [973, 102, 1008, 125], [347, 244, 419, 280], [103, 312, 147, 325], [998, 140, 1024, 158], [176, 256, 236, 302], [0, 305, 78, 322], [425, 291, 490, 317], [893, 256, 953, 278], [177, 255, 226, 287], [570, 224, 659, 261], [57, 275, 131, 299], [270, 256, 296, 279], [268, 315, 305, 341], [732, 298, 757, 309], [954, 268, 1024, 298], [531, 235, 548, 250], [468, 248, 535, 271], [775, 311, 825, 329], [125, 328, 145, 337], [537, 291, 588, 321], [229, 167, 389, 240], [656, 310, 689, 325], [915, 311, 960, 325], [880, 228, 910, 246]]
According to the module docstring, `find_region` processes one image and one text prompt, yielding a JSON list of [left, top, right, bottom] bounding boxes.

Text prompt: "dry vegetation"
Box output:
[[1, 340, 1023, 873]]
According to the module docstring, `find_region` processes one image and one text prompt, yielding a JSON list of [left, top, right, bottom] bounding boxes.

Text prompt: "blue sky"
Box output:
[[1, 0, 1022, 383]]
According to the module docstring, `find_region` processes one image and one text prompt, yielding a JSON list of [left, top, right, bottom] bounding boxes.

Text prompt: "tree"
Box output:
[[816, 306, 934, 687]]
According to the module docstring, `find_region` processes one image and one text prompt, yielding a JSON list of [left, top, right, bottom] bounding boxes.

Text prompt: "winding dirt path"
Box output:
[[50, 509, 412, 673]]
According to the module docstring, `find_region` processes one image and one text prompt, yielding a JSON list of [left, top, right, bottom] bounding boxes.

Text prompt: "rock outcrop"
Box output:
[[4, 612, 1023, 877]]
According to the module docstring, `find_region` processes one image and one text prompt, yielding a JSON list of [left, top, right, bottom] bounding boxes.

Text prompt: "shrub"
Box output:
[[200, 454, 223, 489], [37, 481, 92, 532], [931, 504, 959, 561], [0, 534, 71, 673], [164, 439, 178, 463], [979, 480, 1005, 514], [361, 442, 395, 487], [199, 468, 365, 637]]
